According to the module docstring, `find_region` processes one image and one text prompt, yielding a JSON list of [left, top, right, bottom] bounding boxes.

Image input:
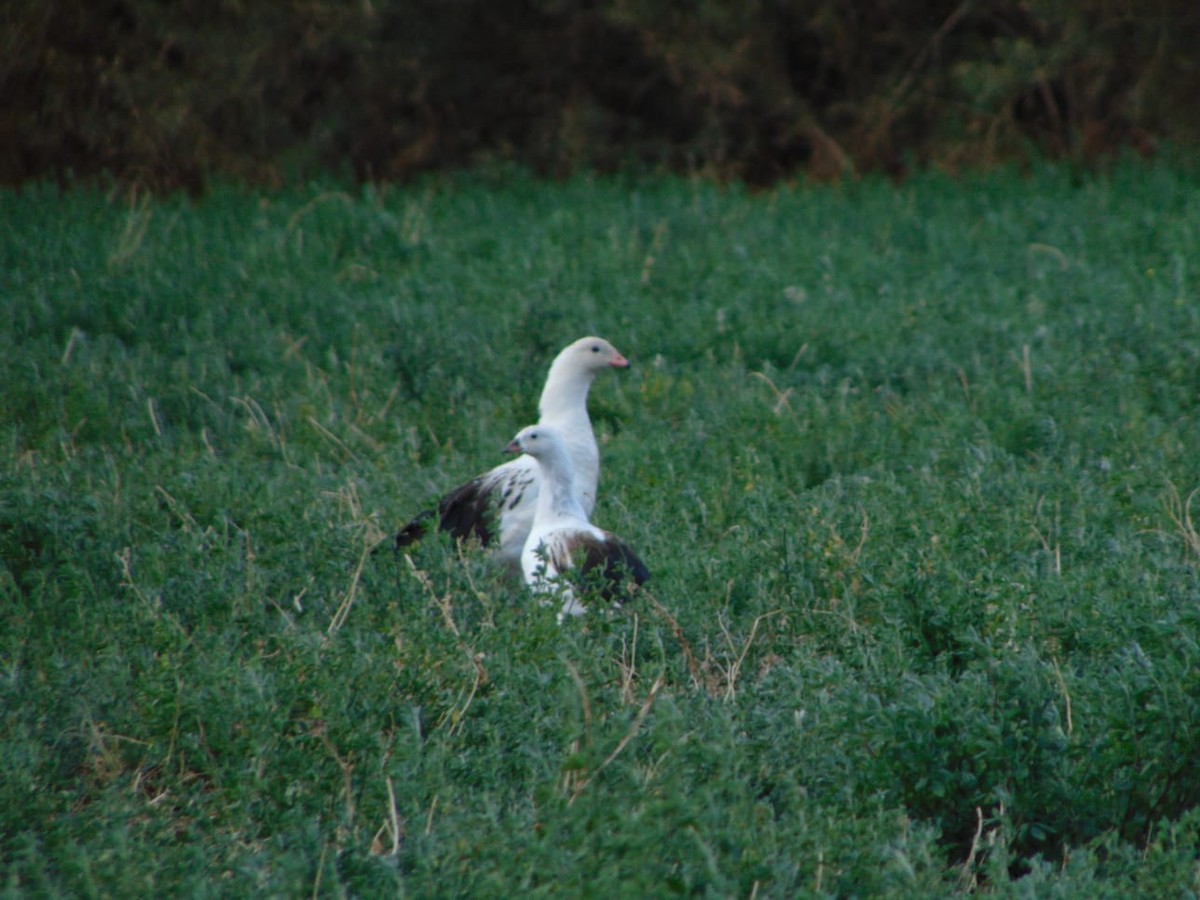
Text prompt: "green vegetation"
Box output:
[[7, 1, 1200, 189], [3, 162, 1200, 895]]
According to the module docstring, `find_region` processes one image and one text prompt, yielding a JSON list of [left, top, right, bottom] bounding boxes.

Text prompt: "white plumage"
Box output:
[[394, 336, 629, 567], [504, 424, 650, 622]]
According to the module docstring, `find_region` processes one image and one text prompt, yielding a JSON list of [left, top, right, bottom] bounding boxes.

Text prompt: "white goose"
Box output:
[[394, 336, 630, 567], [504, 424, 649, 622]]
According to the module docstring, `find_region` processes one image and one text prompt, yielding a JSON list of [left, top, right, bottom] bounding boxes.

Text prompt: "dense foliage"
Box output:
[[4, 0, 1199, 191], [2, 163, 1199, 894]]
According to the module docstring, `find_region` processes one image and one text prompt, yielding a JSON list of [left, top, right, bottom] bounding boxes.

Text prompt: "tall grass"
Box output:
[[2, 162, 1199, 895]]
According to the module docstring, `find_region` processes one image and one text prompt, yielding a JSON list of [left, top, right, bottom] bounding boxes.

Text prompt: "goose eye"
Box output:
[[590, 345, 601, 353]]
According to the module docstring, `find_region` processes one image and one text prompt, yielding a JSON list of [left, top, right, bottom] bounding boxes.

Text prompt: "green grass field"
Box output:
[[3, 162, 1199, 896]]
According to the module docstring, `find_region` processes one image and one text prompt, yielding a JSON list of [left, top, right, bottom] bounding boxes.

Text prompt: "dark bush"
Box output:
[[3, 0, 1198, 190]]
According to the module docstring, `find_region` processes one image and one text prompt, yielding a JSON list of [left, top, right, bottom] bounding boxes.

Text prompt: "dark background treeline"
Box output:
[[3, 0, 1198, 192]]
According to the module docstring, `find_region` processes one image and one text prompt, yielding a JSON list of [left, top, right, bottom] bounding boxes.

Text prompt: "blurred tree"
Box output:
[[2, 0, 1196, 190]]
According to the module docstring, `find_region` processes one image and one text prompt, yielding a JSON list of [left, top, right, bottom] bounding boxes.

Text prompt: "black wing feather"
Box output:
[[393, 476, 498, 549], [578, 534, 651, 603], [394, 508, 436, 548], [435, 476, 497, 546]]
